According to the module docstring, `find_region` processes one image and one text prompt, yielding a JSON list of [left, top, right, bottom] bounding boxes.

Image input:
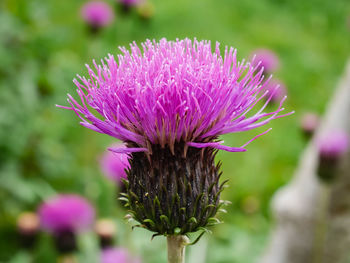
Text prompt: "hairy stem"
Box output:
[[167, 235, 189, 263]]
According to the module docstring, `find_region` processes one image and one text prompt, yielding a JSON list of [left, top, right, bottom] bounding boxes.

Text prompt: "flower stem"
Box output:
[[167, 235, 189, 263]]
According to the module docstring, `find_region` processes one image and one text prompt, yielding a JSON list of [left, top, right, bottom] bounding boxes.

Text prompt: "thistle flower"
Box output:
[[250, 48, 280, 74], [59, 38, 291, 238], [81, 1, 114, 31], [317, 130, 349, 182], [100, 143, 130, 184], [38, 194, 95, 253], [318, 130, 349, 158], [300, 112, 319, 138]]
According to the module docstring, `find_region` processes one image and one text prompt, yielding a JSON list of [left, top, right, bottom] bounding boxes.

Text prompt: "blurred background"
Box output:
[[1, 0, 350, 262]]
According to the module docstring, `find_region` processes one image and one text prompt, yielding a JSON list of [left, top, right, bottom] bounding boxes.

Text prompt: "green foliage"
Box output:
[[0, 0, 349, 262]]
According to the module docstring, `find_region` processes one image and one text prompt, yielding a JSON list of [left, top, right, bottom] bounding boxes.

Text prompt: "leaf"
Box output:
[[187, 217, 197, 224], [118, 197, 129, 203], [174, 227, 181, 234], [207, 217, 222, 225], [160, 215, 170, 225], [143, 219, 156, 227], [187, 231, 206, 246]]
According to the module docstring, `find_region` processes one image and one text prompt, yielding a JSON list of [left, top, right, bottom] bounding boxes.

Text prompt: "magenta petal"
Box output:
[[59, 39, 291, 153], [38, 194, 95, 234], [187, 142, 246, 152], [241, 128, 272, 148], [55, 104, 73, 110], [108, 147, 148, 154], [100, 143, 130, 182]]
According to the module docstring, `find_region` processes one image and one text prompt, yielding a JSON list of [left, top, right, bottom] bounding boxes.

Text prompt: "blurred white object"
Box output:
[[260, 60, 350, 263]]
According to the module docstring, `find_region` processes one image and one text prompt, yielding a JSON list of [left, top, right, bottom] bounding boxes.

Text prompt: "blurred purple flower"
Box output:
[[251, 48, 280, 74], [59, 38, 292, 154], [300, 112, 319, 136], [101, 247, 140, 263], [100, 143, 130, 183], [118, 0, 143, 7], [264, 79, 287, 103], [81, 1, 114, 28], [317, 130, 349, 158], [38, 194, 95, 234]]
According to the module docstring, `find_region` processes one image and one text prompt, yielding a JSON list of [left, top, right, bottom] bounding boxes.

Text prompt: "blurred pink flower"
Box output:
[[81, 1, 114, 28], [251, 48, 280, 73], [38, 194, 95, 234], [101, 247, 140, 263], [264, 79, 287, 103], [317, 130, 349, 158], [300, 112, 319, 135], [100, 143, 130, 183]]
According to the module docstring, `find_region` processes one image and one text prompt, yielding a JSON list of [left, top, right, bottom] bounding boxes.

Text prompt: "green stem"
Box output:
[[167, 235, 189, 263]]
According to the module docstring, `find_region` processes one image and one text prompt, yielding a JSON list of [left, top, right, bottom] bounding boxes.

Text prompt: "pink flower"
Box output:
[[264, 79, 287, 103], [81, 1, 114, 28], [58, 38, 293, 236], [250, 48, 280, 73], [100, 143, 130, 183], [317, 130, 349, 158], [300, 113, 319, 135], [38, 194, 95, 234]]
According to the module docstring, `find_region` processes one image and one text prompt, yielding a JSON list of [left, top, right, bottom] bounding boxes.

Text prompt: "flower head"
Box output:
[[317, 130, 349, 182], [317, 130, 349, 159], [100, 143, 130, 183], [60, 38, 290, 154], [81, 1, 114, 28], [38, 194, 95, 234], [59, 38, 292, 236], [300, 112, 319, 137], [250, 48, 280, 74], [264, 79, 287, 103]]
